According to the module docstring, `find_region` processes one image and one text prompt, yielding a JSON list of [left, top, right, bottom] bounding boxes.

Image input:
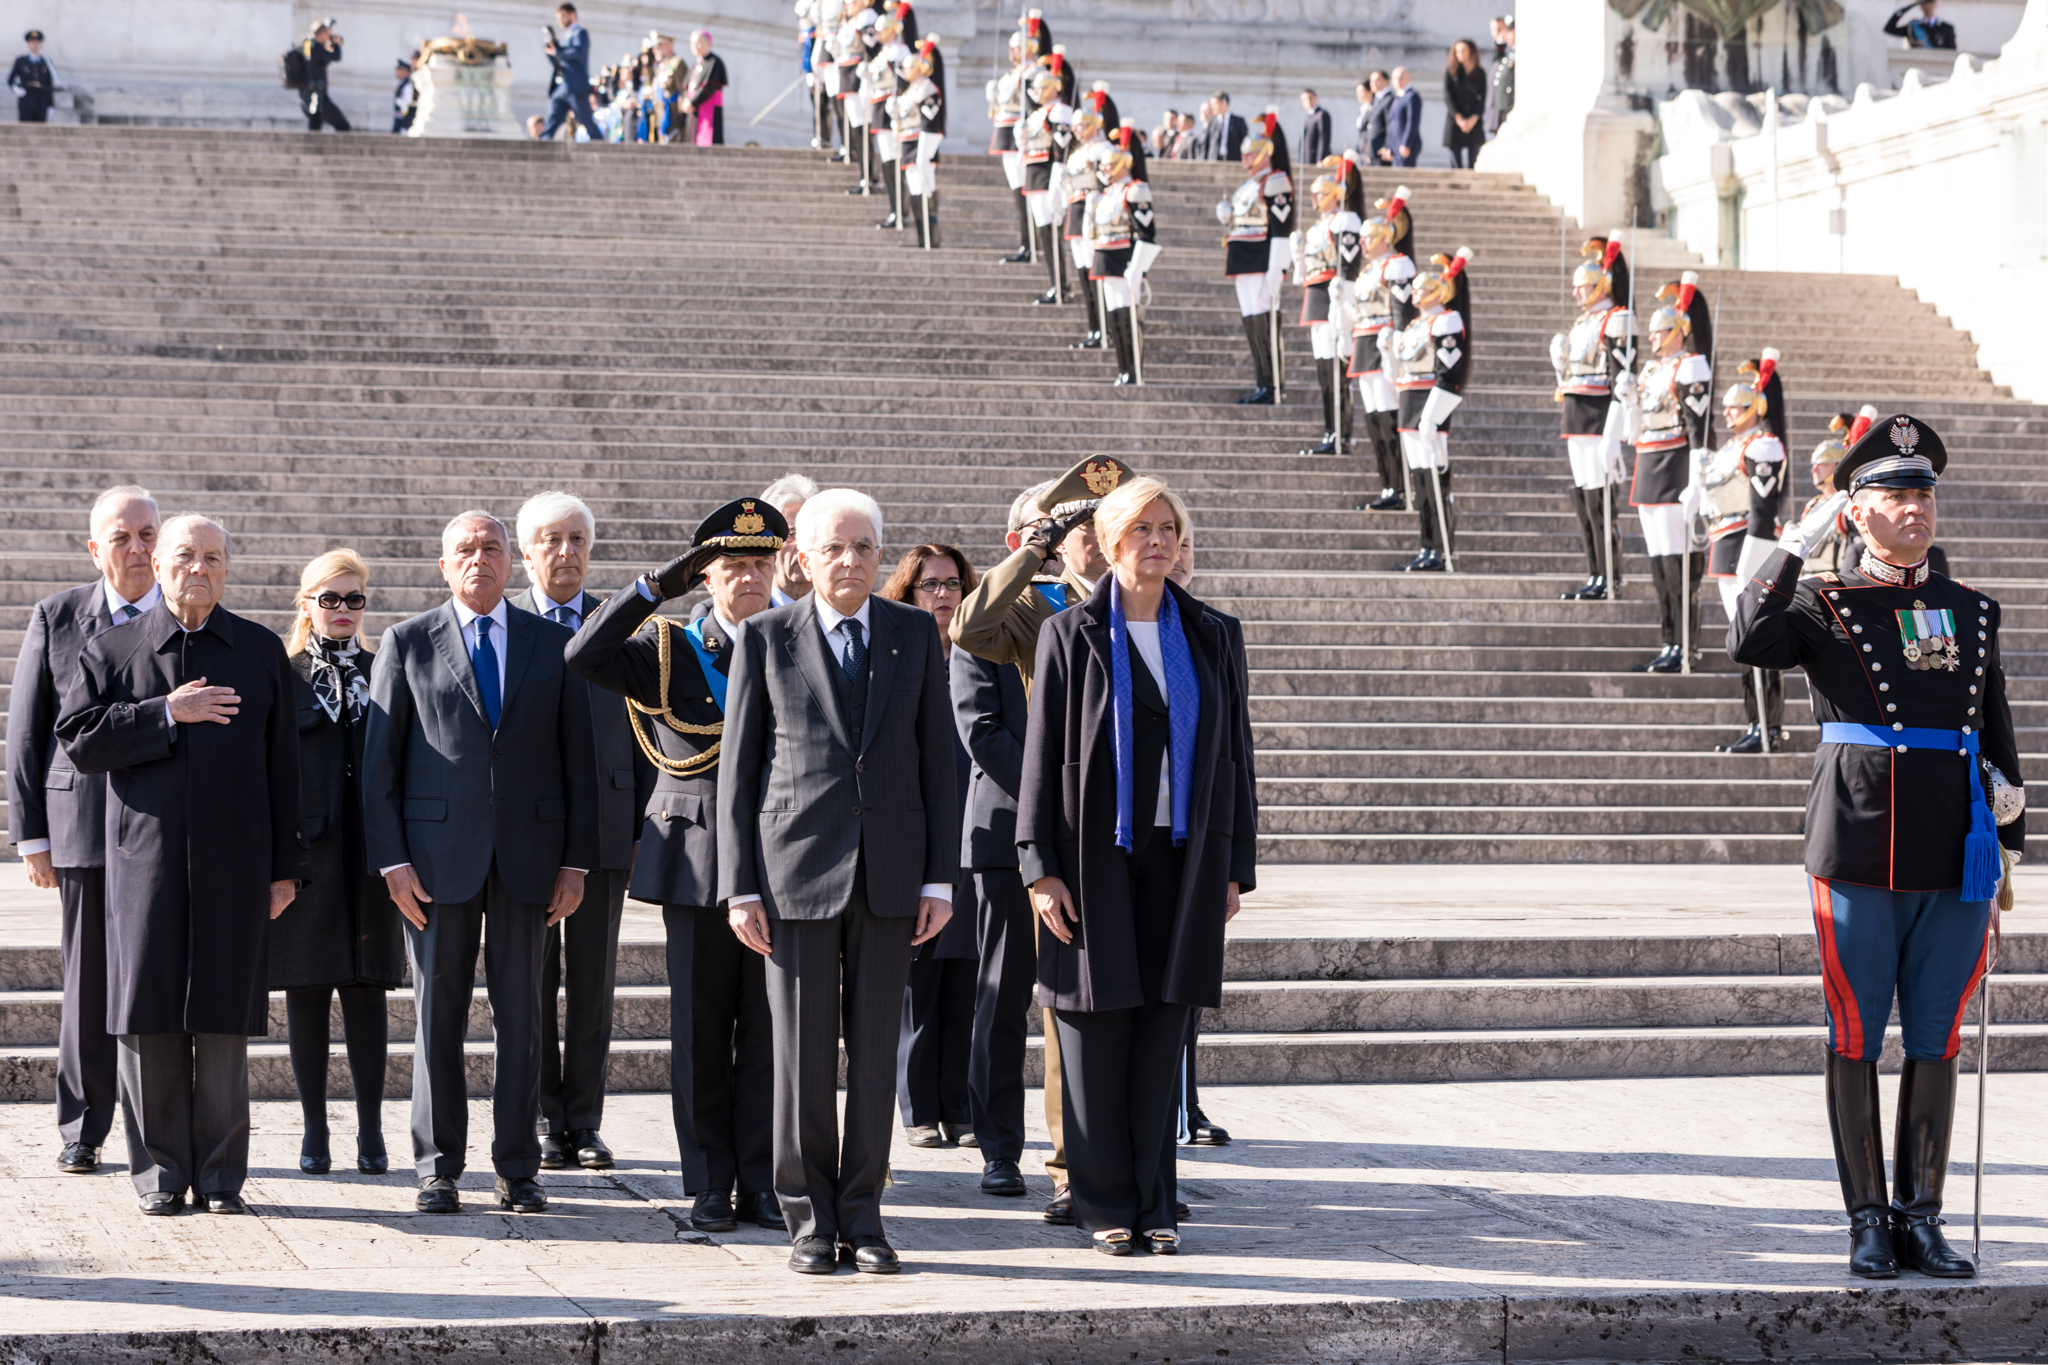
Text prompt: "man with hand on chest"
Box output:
[[1732, 415, 2024, 1282], [566, 497, 789, 1235]]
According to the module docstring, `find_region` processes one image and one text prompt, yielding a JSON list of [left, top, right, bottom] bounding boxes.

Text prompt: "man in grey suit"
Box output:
[[718, 488, 959, 1276], [8, 485, 161, 1176], [511, 490, 650, 1174], [363, 510, 598, 1216]]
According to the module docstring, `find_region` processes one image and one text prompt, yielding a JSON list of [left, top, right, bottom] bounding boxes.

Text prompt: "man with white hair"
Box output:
[[363, 509, 598, 1216], [10, 485, 162, 1177], [511, 491, 650, 1173], [718, 488, 959, 1275], [759, 473, 820, 606], [59, 514, 308, 1216]]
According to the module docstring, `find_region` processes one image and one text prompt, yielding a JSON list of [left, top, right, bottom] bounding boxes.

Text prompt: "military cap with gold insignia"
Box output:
[[650, 497, 788, 599], [1041, 455, 1137, 521], [1838, 413, 1946, 494], [25, 28, 45, 40]]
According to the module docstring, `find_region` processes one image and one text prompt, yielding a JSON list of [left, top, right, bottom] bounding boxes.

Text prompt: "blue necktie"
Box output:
[[473, 616, 502, 729], [547, 603, 578, 631], [839, 618, 866, 682]]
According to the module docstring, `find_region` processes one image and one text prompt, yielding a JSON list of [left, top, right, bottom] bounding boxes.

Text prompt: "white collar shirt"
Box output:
[[536, 587, 587, 631], [450, 597, 511, 702], [104, 581, 163, 624]]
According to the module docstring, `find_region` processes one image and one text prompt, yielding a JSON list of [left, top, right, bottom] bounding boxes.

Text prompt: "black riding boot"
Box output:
[[877, 158, 900, 227], [1636, 556, 1680, 671], [1033, 224, 1065, 304], [1825, 1049, 1899, 1278], [1417, 466, 1454, 561], [906, 194, 926, 246], [1366, 410, 1406, 508], [1237, 315, 1275, 404], [1107, 307, 1136, 386], [1001, 192, 1032, 262], [1073, 278, 1103, 349], [1561, 488, 1608, 599], [924, 190, 939, 248], [1303, 357, 1338, 453], [1337, 365, 1354, 451], [1893, 1057, 1976, 1277]]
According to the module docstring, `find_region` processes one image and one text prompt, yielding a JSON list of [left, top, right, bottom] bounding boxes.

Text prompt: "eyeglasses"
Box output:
[[914, 577, 965, 595], [314, 592, 368, 610], [814, 540, 880, 561]]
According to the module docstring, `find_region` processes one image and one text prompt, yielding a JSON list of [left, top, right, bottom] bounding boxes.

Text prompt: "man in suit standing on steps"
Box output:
[[511, 491, 651, 1176], [1385, 67, 1422, 167], [540, 3, 601, 142], [363, 510, 598, 1217], [718, 488, 959, 1275], [9, 485, 161, 1177], [758, 472, 820, 607]]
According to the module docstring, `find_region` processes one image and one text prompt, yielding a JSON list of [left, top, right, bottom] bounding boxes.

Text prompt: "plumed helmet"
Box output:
[[1723, 349, 1786, 444], [1363, 184, 1413, 255], [1573, 234, 1630, 307]]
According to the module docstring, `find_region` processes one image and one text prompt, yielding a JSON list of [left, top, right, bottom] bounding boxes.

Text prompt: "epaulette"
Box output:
[[1816, 572, 1841, 584]]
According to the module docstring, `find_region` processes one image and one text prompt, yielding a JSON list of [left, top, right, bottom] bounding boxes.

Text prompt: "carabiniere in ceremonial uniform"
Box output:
[[1730, 415, 2025, 1282]]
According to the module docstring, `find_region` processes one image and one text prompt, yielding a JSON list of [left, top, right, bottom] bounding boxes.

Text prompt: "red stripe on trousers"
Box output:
[[1943, 931, 1991, 1061], [1811, 875, 1864, 1059]]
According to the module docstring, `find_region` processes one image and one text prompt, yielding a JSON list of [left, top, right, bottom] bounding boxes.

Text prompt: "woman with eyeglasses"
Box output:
[[880, 544, 982, 1148], [270, 549, 405, 1177]]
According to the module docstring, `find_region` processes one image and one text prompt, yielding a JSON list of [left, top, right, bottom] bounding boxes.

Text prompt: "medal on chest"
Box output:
[[1896, 601, 1961, 671]]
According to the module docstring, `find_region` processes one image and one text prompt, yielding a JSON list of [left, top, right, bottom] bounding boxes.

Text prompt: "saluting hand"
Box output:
[[1030, 875, 1079, 944], [169, 677, 239, 725]]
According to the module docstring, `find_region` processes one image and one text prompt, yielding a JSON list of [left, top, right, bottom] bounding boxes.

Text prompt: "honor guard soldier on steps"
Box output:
[[1022, 61, 1077, 306], [1550, 234, 1636, 600], [1791, 407, 1878, 577], [1628, 272, 1714, 673], [1217, 112, 1294, 405], [988, 27, 1037, 263], [895, 39, 944, 249], [1350, 186, 1416, 509], [1061, 102, 1111, 349], [565, 499, 791, 1235], [1390, 249, 1473, 572], [1699, 350, 1789, 753], [1730, 414, 2025, 1282], [1086, 131, 1157, 387], [1298, 153, 1364, 455], [863, 11, 909, 227], [839, 9, 880, 193]]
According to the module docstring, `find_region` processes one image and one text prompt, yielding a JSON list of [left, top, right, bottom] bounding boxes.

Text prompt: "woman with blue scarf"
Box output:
[[1017, 477, 1257, 1256]]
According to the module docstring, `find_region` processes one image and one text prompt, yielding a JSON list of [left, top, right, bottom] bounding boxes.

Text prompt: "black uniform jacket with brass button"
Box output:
[[564, 586, 725, 909], [1730, 548, 2024, 891]]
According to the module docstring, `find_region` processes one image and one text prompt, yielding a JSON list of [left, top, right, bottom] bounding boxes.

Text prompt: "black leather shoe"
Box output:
[[1044, 1183, 1075, 1225], [139, 1191, 183, 1216], [204, 1191, 247, 1215], [539, 1133, 568, 1170], [1632, 646, 1674, 673], [844, 1236, 900, 1274], [1302, 432, 1339, 456], [904, 1124, 947, 1148], [1175, 1200, 1191, 1220], [981, 1158, 1027, 1196], [789, 1235, 838, 1274], [691, 1190, 740, 1232], [1235, 386, 1275, 405], [57, 1142, 99, 1173], [357, 1134, 389, 1175], [495, 1176, 547, 1213], [1112, 371, 1137, 387], [570, 1129, 613, 1169], [1894, 1213, 1975, 1277], [999, 246, 1032, 264], [1849, 1211, 1901, 1278], [1187, 1110, 1230, 1145], [1366, 488, 1407, 512], [1561, 576, 1608, 601], [1070, 332, 1102, 350], [876, 213, 898, 229], [1719, 726, 1765, 755], [1402, 551, 1444, 573], [1646, 646, 1686, 674], [416, 1176, 460, 1213], [1032, 288, 1062, 306], [740, 1190, 786, 1230], [300, 1135, 331, 1175]]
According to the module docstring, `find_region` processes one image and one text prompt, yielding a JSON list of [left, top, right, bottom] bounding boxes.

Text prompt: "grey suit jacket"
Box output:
[[8, 581, 119, 866], [512, 587, 649, 872], [716, 595, 958, 920], [362, 599, 599, 906]]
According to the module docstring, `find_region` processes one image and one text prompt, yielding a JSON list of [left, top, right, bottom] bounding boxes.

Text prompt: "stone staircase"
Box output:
[[0, 125, 2041, 1095]]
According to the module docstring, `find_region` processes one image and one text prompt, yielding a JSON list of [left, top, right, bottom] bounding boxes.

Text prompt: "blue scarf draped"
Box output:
[[684, 616, 727, 713], [1108, 578, 1201, 852]]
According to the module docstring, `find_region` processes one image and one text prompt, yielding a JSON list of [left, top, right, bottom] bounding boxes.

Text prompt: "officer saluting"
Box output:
[[1731, 415, 2025, 1282], [564, 498, 791, 1235]]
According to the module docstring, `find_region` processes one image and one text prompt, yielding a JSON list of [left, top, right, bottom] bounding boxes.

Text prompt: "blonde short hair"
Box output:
[[1092, 476, 1192, 565], [289, 547, 373, 657]]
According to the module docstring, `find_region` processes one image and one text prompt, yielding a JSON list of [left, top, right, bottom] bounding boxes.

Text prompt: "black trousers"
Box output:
[[897, 953, 975, 1127], [968, 868, 1036, 1161], [1054, 1001, 1188, 1234], [540, 865, 627, 1135], [1180, 1007, 1206, 1127], [763, 884, 917, 1244], [118, 1033, 249, 1198], [17, 93, 51, 123], [1742, 666, 1787, 730], [664, 902, 775, 1197], [303, 88, 351, 132], [403, 861, 547, 1180], [56, 866, 117, 1148]]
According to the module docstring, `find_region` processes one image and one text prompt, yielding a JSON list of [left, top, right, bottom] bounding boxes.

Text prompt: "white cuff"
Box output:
[[919, 883, 954, 903], [16, 839, 50, 856], [379, 862, 411, 877], [730, 893, 763, 908], [635, 577, 659, 602]]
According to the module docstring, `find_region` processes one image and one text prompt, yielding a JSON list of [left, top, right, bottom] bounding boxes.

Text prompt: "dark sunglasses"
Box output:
[[315, 592, 368, 610], [915, 577, 965, 594]]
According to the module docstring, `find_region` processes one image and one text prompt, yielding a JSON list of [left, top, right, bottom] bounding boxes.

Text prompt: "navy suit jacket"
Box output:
[[8, 581, 119, 866], [950, 648, 1028, 871], [554, 23, 595, 95], [1387, 86, 1423, 163]]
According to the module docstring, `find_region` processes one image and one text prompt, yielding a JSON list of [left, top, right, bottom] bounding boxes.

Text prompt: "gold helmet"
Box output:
[[1573, 234, 1627, 301], [1309, 174, 1342, 214], [1413, 247, 1473, 309], [874, 13, 902, 41], [1722, 348, 1781, 427], [1101, 146, 1133, 181], [1814, 405, 1877, 466], [1647, 271, 1699, 339], [1363, 184, 1411, 251], [1071, 107, 1103, 141], [904, 49, 932, 80], [1028, 65, 1063, 101]]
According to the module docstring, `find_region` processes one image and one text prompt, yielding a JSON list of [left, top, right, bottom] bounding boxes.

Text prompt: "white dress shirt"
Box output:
[[731, 592, 951, 908], [536, 588, 586, 631], [770, 586, 800, 609]]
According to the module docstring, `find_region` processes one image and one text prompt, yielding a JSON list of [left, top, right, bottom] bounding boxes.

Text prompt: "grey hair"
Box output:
[[515, 490, 596, 549], [1008, 478, 1057, 534], [159, 512, 232, 556], [795, 489, 884, 550], [89, 484, 158, 536], [441, 509, 508, 557], [758, 473, 821, 510]]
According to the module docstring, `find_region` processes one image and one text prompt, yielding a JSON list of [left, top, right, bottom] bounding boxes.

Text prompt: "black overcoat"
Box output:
[[57, 602, 308, 1036], [1016, 578, 1257, 1013], [268, 647, 405, 991]]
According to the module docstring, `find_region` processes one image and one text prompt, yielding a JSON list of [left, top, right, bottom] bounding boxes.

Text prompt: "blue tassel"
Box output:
[[1963, 827, 2002, 904]]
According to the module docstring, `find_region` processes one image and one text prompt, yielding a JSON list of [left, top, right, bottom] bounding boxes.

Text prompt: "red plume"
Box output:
[[1847, 404, 1878, 445], [1049, 50, 1064, 73], [1755, 347, 1780, 389], [1088, 90, 1105, 112], [1116, 126, 1132, 150], [1677, 269, 1698, 313], [1384, 184, 1409, 220], [1027, 16, 1040, 35], [1261, 110, 1277, 139], [1600, 237, 1622, 271], [895, 1, 910, 19], [1443, 246, 1473, 280]]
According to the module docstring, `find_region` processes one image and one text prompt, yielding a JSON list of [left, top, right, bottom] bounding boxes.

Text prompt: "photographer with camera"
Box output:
[[298, 21, 351, 133], [540, 3, 601, 142]]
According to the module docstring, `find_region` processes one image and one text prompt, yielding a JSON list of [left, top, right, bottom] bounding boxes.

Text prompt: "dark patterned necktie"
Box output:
[[839, 618, 866, 681], [119, 604, 140, 622], [547, 603, 578, 631]]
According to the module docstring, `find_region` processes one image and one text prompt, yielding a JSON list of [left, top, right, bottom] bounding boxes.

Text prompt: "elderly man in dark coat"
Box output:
[[58, 514, 307, 1217]]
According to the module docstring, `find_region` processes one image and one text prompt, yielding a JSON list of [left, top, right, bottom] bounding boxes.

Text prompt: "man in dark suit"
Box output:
[[540, 2, 600, 141], [511, 491, 650, 1174], [363, 510, 598, 1216], [1359, 71, 1391, 163], [1298, 88, 1331, 167], [10, 486, 160, 1175], [1386, 66, 1423, 167], [1207, 91, 1246, 161], [718, 488, 959, 1276], [566, 498, 789, 1236], [10, 30, 55, 123], [58, 515, 308, 1216]]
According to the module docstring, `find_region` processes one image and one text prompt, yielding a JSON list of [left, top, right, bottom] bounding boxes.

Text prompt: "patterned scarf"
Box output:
[[308, 632, 370, 724], [1108, 577, 1201, 852]]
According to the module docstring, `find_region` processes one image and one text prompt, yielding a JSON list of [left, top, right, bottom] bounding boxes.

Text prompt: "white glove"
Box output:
[[1548, 333, 1568, 381], [1214, 199, 1231, 227], [1613, 370, 1637, 405], [1779, 490, 1850, 558], [1678, 482, 1703, 522]]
